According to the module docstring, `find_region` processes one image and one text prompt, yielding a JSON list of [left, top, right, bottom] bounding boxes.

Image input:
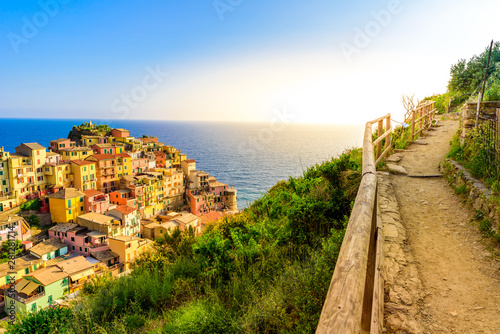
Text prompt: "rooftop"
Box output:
[[79, 212, 114, 225], [184, 159, 196, 163], [25, 265, 68, 286], [110, 205, 136, 215], [49, 223, 79, 233], [84, 189, 105, 198], [30, 238, 67, 257], [50, 138, 69, 143], [87, 153, 115, 160], [48, 188, 85, 200], [92, 250, 119, 263], [71, 159, 95, 166], [56, 256, 94, 275], [17, 143, 45, 151], [172, 213, 199, 225], [0, 254, 43, 278]]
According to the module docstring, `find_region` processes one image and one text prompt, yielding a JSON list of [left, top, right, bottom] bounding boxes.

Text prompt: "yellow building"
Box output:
[[58, 147, 94, 161], [0, 254, 43, 289], [108, 235, 153, 270], [48, 188, 85, 223], [81, 135, 109, 147], [8, 143, 48, 201], [115, 153, 132, 179], [44, 162, 73, 189], [71, 160, 97, 191], [163, 146, 181, 168], [0, 147, 11, 199]]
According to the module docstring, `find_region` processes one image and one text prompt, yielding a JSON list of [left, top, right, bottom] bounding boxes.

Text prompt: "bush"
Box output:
[[20, 199, 39, 211]]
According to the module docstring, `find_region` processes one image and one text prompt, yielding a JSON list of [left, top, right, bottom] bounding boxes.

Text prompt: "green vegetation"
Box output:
[[447, 130, 500, 190], [0, 240, 23, 264], [423, 41, 500, 112], [391, 125, 412, 149], [472, 210, 500, 243], [20, 199, 39, 211], [7, 150, 363, 333]]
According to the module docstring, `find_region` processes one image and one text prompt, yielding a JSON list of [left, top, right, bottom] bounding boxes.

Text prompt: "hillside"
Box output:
[[6, 150, 363, 334]]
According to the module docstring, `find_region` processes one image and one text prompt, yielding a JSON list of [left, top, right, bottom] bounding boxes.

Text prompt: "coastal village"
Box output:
[[0, 122, 237, 317]]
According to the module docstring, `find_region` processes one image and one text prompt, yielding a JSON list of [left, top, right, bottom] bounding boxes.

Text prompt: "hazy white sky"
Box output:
[[1, 0, 499, 124]]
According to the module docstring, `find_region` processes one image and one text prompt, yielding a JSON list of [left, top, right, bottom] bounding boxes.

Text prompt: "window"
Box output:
[[37, 159, 40, 164], [31, 303, 37, 313], [68, 209, 72, 214], [72, 246, 75, 250], [85, 248, 88, 252], [84, 167, 87, 172], [48, 295, 53, 305], [80, 206, 84, 212], [67, 199, 71, 207], [80, 197, 83, 202], [36, 150, 40, 156], [79, 247, 82, 251], [0, 171, 2, 176]]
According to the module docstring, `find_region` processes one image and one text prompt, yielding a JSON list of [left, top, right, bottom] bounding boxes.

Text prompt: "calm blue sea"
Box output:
[[0, 119, 364, 209]]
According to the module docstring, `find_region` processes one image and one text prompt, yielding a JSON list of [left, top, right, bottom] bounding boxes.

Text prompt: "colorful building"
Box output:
[[0, 147, 11, 199], [48, 223, 109, 256], [106, 206, 141, 237], [0, 212, 31, 245], [58, 147, 94, 161], [108, 235, 152, 270], [49, 138, 76, 152], [44, 162, 72, 190], [5, 265, 69, 314], [8, 143, 48, 201], [114, 153, 131, 179], [71, 160, 97, 191], [85, 154, 117, 194], [77, 212, 121, 238], [29, 238, 68, 261], [83, 189, 110, 214], [47, 188, 85, 223]]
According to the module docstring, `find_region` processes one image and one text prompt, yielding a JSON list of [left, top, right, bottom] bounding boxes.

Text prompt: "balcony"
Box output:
[[8, 291, 45, 304]]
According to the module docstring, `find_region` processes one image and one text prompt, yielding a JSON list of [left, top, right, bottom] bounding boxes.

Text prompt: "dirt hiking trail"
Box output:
[[383, 119, 500, 334]]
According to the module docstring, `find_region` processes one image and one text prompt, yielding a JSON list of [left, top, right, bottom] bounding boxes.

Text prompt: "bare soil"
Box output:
[[389, 119, 500, 333]]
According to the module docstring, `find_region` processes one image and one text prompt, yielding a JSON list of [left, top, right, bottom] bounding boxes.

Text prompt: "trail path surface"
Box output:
[[385, 119, 500, 333]]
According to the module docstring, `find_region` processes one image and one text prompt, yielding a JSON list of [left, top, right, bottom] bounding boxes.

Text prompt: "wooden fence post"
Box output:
[[377, 120, 383, 160], [411, 109, 416, 141], [385, 115, 391, 152]]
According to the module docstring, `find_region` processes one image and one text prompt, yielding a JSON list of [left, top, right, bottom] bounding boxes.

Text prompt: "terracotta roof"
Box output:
[[48, 188, 85, 200], [112, 128, 128, 132], [71, 159, 95, 166], [199, 211, 224, 225], [56, 256, 94, 275], [88, 154, 115, 160], [50, 138, 68, 143], [46, 152, 60, 157], [92, 143, 115, 148], [26, 265, 68, 286], [110, 205, 136, 215], [153, 151, 165, 156], [17, 143, 45, 150], [84, 189, 104, 198], [114, 153, 131, 158], [30, 238, 67, 257], [184, 159, 196, 163]]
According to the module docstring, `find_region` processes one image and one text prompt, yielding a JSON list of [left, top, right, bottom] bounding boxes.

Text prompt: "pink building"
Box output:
[[0, 214, 31, 245], [49, 138, 76, 152], [84, 189, 110, 214], [91, 144, 118, 155], [48, 223, 109, 256], [131, 157, 148, 174]]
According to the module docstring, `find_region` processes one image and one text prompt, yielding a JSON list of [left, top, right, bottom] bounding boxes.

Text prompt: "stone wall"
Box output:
[[440, 158, 500, 234], [461, 101, 500, 140]]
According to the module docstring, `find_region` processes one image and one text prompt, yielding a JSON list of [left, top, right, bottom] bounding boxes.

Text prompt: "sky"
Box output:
[[0, 0, 499, 124]]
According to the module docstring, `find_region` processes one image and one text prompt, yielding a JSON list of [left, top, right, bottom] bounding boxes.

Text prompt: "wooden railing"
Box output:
[[316, 115, 391, 334], [406, 101, 437, 141]]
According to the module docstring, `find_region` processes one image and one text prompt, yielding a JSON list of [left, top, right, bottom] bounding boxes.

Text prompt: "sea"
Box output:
[[0, 119, 365, 209]]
